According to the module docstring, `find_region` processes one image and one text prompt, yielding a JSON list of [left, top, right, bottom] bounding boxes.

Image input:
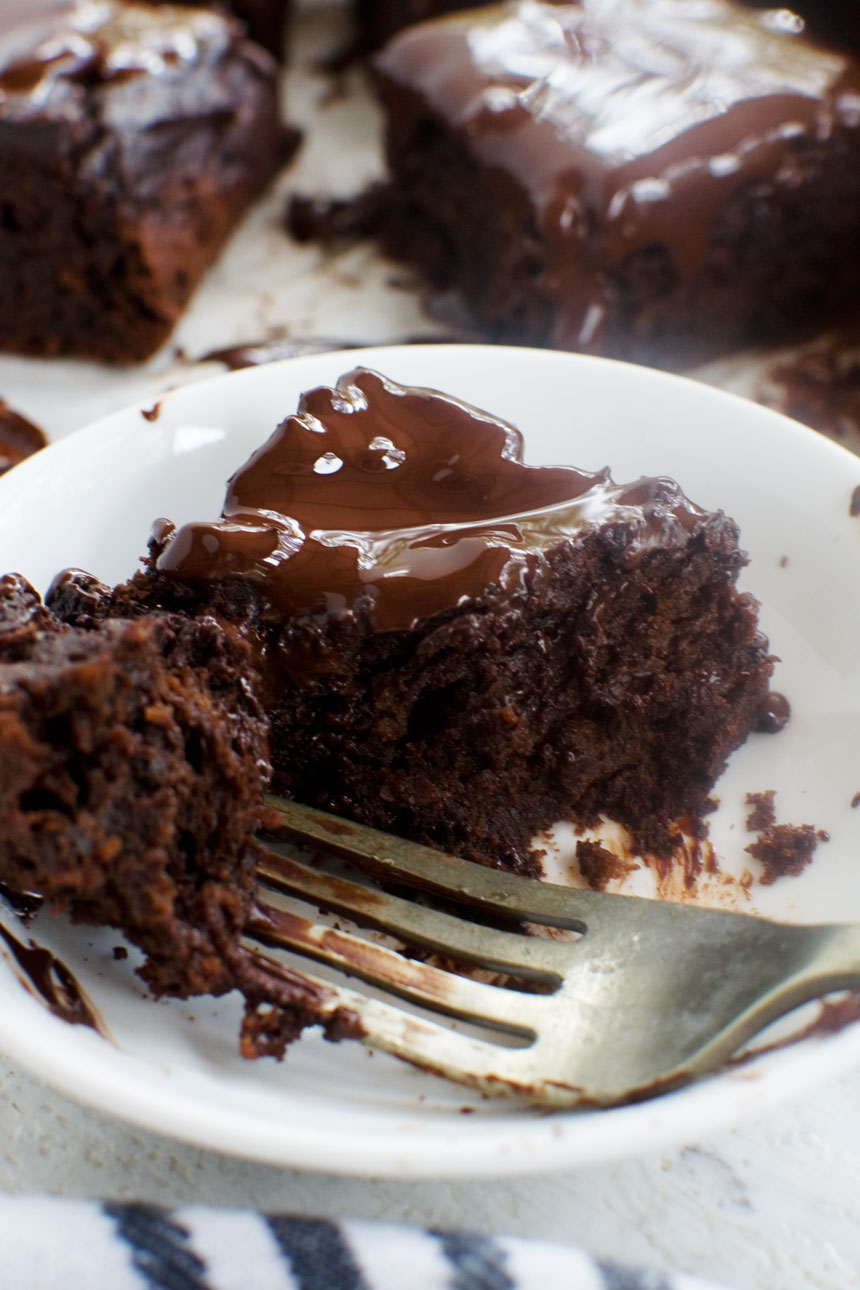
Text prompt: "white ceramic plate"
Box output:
[[0, 344, 859, 1179]]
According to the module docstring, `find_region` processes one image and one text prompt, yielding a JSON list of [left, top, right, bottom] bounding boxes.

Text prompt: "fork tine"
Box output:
[[264, 796, 595, 928], [257, 843, 570, 981], [245, 947, 577, 1105], [248, 901, 543, 1035]]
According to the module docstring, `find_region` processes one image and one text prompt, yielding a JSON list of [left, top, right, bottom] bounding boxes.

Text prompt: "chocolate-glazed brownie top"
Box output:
[[0, 0, 253, 106], [153, 367, 711, 631], [375, 0, 860, 350]]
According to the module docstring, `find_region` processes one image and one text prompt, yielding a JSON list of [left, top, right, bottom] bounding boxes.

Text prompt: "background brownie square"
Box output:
[[0, 2, 289, 364]]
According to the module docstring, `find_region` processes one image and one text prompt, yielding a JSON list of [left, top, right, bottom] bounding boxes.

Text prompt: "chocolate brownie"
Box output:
[[373, 0, 860, 366], [73, 367, 775, 874], [0, 571, 356, 1050], [0, 572, 268, 998], [0, 1, 289, 364]]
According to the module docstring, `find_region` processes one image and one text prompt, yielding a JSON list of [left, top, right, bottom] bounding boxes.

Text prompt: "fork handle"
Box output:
[[801, 922, 860, 991]]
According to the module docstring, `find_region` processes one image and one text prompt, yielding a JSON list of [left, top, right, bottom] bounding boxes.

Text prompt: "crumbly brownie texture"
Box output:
[[0, 577, 361, 1057], [0, 572, 357, 1054], [373, 0, 860, 366], [74, 367, 776, 874], [0, 572, 267, 999], [0, 1, 288, 364]]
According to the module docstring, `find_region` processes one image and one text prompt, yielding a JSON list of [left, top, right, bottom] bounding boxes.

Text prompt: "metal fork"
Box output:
[[250, 797, 860, 1108]]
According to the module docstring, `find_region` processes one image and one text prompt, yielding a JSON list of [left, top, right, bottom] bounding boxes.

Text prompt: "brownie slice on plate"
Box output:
[[79, 367, 775, 874]]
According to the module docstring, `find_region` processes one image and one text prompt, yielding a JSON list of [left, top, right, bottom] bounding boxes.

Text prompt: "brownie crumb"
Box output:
[[745, 790, 776, 833], [851, 485, 860, 517], [0, 399, 47, 473], [112, 945, 129, 961], [576, 840, 635, 891], [757, 692, 791, 734], [285, 183, 391, 246], [760, 331, 860, 444], [779, 555, 789, 568], [852, 792, 860, 809], [141, 402, 162, 423], [745, 823, 821, 884]]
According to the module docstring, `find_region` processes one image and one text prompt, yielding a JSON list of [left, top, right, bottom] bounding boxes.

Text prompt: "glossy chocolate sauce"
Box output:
[[375, 0, 860, 351], [0, 0, 234, 98], [154, 367, 708, 632], [0, 922, 100, 1029]]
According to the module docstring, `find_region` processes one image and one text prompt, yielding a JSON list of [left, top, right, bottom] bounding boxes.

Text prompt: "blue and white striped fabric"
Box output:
[[0, 1199, 729, 1290]]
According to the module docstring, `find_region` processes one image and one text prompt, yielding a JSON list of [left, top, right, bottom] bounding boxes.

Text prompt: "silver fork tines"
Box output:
[[252, 797, 860, 1107]]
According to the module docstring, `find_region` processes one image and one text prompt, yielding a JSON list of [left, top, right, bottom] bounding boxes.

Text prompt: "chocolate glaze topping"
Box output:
[[375, 0, 860, 351], [0, 0, 243, 101], [155, 367, 708, 632]]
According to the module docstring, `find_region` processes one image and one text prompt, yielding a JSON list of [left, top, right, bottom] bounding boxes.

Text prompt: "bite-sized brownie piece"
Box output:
[[0, 573, 358, 1053], [0, 573, 268, 1000], [72, 368, 776, 874], [373, 0, 860, 366], [0, 1, 290, 364]]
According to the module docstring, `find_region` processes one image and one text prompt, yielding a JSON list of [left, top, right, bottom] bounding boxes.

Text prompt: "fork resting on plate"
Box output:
[[250, 798, 860, 1108]]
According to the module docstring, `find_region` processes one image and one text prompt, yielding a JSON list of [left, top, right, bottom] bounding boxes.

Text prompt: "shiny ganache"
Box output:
[[0, 0, 238, 95], [155, 367, 708, 631]]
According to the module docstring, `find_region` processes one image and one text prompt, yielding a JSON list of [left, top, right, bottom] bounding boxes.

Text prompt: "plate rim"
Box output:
[[1, 342, 859, 1178]]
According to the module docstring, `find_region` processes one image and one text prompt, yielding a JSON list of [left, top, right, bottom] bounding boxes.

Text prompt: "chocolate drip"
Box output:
[[0, 922, 100, 1030], [155, 367, 708, 631], [0, 0, 235, 95]]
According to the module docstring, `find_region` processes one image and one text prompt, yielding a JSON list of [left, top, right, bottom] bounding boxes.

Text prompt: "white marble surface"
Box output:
[[1, 4, 860, 1288]]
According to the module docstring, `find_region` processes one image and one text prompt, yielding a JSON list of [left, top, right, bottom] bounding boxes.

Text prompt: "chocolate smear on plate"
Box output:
[[0, 923, 100, 1030]]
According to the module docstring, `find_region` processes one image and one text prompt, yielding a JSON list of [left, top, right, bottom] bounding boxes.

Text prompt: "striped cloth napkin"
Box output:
[[0, 1198, 728, 1289]]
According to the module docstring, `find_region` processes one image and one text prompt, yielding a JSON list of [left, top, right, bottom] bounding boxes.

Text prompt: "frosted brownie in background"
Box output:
[[0, 1, 290, 364], [371, 0, 860, 367], [358, 0, 858, 53], [0, 571, 351, 1053]]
